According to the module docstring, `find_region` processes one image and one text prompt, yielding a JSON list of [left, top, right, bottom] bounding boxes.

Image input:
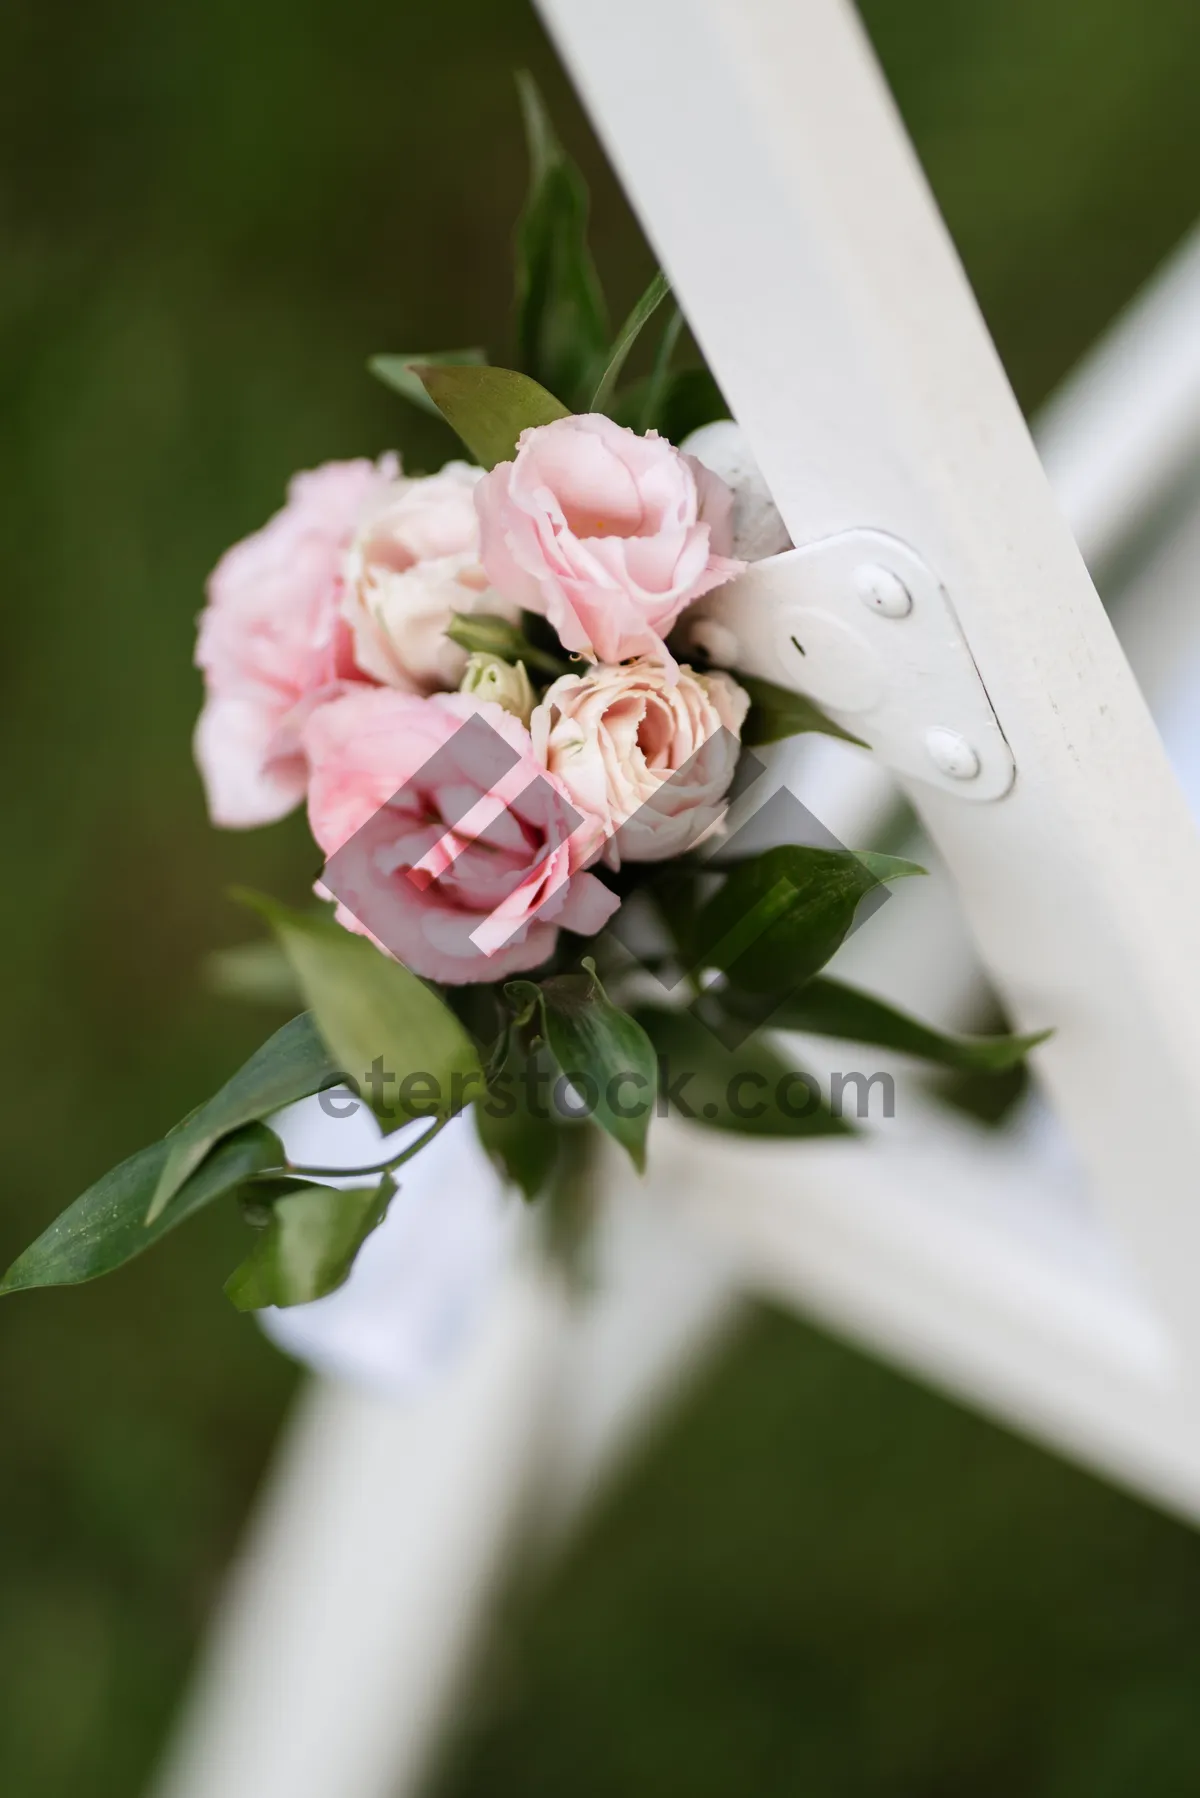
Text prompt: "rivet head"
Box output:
[[924, 726, 981, 780], [855, 563, 913, 618]]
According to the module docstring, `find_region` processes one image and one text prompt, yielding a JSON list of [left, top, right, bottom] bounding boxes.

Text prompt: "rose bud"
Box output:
[[458, 653, 536, 727]]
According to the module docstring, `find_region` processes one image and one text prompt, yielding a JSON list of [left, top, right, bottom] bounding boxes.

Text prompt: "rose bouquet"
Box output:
[[1, 81, 1047, 1314]]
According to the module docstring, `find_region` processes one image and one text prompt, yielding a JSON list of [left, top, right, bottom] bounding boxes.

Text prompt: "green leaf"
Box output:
[[738, 674, 866, 748], [1, 1123, 284, 1296], [203, 939, 302, 1006], [692, 848, 925, 994], [414, 363, 569, 469], [590, 269, 671, 414], [634, 1006, 850, 1138], [225, 1174, 396, 1311], [148, 1012, 342, 1222], [444, 610, 570, 678], [240, 894, 483, 1127], [513, 71, 609, 409], [475, 1038, 563, 1202], [369, 348, 486, 417], [635, 304, 684, 433], [511, 959, 657, 1172], [729, 975, 1052, 1072]]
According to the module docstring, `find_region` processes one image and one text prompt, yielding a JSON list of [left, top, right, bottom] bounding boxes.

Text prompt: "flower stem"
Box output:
[[263, 1113, 453, 1182]]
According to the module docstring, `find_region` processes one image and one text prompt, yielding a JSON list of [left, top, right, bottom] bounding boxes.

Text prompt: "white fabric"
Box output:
[[259, 1097, 519, 1398]]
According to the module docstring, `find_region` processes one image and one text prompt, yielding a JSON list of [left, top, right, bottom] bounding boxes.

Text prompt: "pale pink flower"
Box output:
[[303, 687, 618, 985], [475, 414, 743, 668], [194, 457, 396, 827], [532, 658, 749, 865], [342, 462, 518, 693]]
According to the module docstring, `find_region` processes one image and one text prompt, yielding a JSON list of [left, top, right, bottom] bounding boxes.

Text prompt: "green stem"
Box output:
[[638, 304, 684, 432], [591, 269, 671, 413], [263, 1113, 452, 1182]]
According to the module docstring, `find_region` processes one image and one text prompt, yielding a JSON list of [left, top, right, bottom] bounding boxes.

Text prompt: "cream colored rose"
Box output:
[[459, 653, 536, 727], [531, 658, 749, 865], [342, 461, 519, 693]]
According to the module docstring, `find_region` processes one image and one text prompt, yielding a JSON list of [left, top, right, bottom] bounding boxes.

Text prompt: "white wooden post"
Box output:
[[539, 0, 1200, 1424], [150, 1185, 742, 1798], [151, 1257, 568, 1798]]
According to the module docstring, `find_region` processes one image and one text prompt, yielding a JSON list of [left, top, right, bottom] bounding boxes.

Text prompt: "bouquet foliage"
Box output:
[[1, 81, 1046, 1314]]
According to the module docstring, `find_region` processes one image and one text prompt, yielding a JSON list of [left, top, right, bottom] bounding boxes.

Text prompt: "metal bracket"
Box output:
[[682, 529, 1016, 801]]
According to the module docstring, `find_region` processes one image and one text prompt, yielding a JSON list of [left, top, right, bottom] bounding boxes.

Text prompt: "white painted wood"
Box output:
[[151, 1252, 569, 1798], [641, 1105, 1200, 1516], [536, 1160, 743, 1541], [1037, 223, 1200, 575], [146, 1129, 743, 1798], [682, 529, 1018, 799], [538, 0, 1200, 1388]]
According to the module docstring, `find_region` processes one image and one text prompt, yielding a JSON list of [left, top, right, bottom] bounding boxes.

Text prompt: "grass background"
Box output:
[[2, 0, 1200, 1791]]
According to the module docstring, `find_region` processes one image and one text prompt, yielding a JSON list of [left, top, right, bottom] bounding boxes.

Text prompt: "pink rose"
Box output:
[[475, 414, 744, 668], [531, 658, 749, 865], [303, 687, 618, 984], [195, 456, 397, 827], [342, 462, 519, 693]]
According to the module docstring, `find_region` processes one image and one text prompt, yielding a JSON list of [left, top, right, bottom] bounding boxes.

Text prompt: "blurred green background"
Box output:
[[2, 1, 1200, 1792]]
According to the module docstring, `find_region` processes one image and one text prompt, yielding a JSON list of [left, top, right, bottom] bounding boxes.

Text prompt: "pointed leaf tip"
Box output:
[[414, 364, 569, 469], [369, 349, 486, 417]]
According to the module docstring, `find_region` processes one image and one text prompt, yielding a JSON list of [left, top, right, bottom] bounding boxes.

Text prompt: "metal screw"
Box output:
[[924, 726, 981, 780], [855, 563, 913, 618]]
